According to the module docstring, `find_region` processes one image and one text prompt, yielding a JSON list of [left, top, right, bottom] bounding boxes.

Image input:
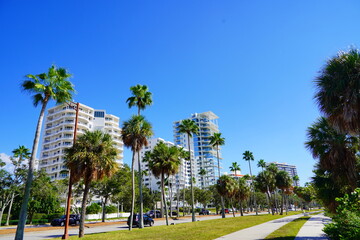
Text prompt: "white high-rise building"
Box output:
[[270, 162, 299, 187], [38, 103, 124, 180], [173, 111, 221, 188], [135, 138, 196, 196]]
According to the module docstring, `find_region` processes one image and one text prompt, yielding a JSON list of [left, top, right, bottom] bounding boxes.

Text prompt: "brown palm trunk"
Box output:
[[162, 173, 169, 225], [101, 196, 108, 222], [217, 146, 226, 219], [129, 151, 136, 231], [187, 134, 196, 222], [239, 200, 243, 216], [137, 152, 144, 228], [15, 97, 48, 240], [79, 180, 91, 238]]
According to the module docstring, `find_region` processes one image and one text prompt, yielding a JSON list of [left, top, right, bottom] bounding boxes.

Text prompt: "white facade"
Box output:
[[173, 111, 221, 188], [38, 103, 124, 180], [135, 138, 197, 195]]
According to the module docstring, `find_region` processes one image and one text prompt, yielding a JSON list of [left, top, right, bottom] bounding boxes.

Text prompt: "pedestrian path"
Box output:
[[215, 213, 304, 240], [294, 213, 331, 240]]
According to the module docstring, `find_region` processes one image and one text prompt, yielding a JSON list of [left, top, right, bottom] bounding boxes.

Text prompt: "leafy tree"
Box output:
[[16, 65, 74, 240], [315, 48, 360, 136], [147, 142, 181, 226], [126, 84, 152, 228], [210, 132, 226, 218], [216, 175, 237, 217], [196, 188, 212, 209], [177, 119, 199, 222], [86, 203, 101, 214], [0, 159, 12, 226], [110, 164, 133, 212], [243, 150, 258, 215], [121, 115, 153, 230], [64, 130, 118, 238]]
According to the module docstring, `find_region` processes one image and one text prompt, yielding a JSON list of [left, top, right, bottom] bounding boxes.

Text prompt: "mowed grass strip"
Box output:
[[51, 212, 303, 240], [264, 216, 310, 240]]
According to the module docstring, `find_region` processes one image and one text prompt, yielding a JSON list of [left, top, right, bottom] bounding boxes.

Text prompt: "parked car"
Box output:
[[127, 214, 154, 227], [51, 214, 80, 226], [147, 210, 161, 218], [199, 209, 209, 215], [219, 208, 230, 214]]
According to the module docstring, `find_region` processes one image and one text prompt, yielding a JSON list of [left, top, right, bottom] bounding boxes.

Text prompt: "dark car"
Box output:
[[199, 209, 209, 215], [147, 210, 161, 218], [51, 214, 80, 226], [127, 214, 154, 227]]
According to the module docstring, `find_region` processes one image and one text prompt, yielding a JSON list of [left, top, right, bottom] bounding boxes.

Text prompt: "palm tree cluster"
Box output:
[[306, 48, 360, 212]]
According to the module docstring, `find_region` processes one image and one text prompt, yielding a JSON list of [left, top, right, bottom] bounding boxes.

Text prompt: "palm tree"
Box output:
[[209, 132, 226, 218], [126, 84, 152, 228], [147, 142, 181, 226], [257, 159, 270, 214], [242, 150, 258, 215], [216, 175, 237, 217], [121, 115, 153, 230], [292, 175, 300, 187], [199, 168, 207, 187], [305, 117, 358, 189], [7, 146, 30, 226], [236, 177, 251, 216], [64, 130, 118, 237], [315, 48, 360, 135], [177, 119, 199, 222], [275, 171, 292, 215], [229, 162, 241, 176], [16, 65, 74, 240]]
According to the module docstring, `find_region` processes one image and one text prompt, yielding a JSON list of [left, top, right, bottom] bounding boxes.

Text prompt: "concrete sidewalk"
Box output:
[[295, 213, 331, 240], [215, 213, 305, 240]]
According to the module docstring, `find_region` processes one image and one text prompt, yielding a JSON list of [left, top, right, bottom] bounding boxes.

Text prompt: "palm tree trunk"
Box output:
[[5, 193, 15, 226], [280, 192, 284, 215], [161, 173, 169, 226], [231, 202, 235, 217], [182, 186, 185, 217], [239, 200, 243, 216], [15, 98, 48, 240], [129, 151, 136, 231], [169, 183, 173, 218], [248, 161, 258, 215], [187, 134, 196, 222], [79, 180, 91, 238], [217, 146, 226, 219], [137, 152, 144, 228]]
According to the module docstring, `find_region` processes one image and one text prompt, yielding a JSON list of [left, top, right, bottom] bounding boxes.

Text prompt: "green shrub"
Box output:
[[86, 203, 101, 214], [323, 188, 360, 240], [106, 205, 117, 213]]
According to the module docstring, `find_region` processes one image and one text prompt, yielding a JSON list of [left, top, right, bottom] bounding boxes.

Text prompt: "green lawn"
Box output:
[[51, 212, 303, 240]]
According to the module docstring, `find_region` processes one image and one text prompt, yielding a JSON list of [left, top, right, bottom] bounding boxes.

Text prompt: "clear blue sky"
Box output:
[[1, 0, 359, 185]]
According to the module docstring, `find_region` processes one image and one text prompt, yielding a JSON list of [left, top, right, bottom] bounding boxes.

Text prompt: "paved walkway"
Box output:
[[295, 213, 331, 240], [215, 213, 305, 240]]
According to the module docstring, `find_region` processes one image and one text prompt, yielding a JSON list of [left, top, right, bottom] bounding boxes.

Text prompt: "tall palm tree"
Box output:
[[209, 132, 226, 218], [121, 115, 153, 230], [257, 159, 270, 214], [229, 162, 241, 176], [275, 171, 292, 215], [64, 130, 118, 238], [242, 151, 258, 215], [177, 119, 199, 222], [126, 84, 152, 228], [147, 142, 181, 226], [305, 117, 358, 189], [16, 65, 74, 240], [315, 48, 360, 135]]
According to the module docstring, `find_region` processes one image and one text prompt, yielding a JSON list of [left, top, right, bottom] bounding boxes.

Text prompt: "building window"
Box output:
[[94, 111, 105, 118]]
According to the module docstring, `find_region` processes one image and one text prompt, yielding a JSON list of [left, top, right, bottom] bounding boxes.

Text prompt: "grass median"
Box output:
[[50, 211, 303, 240]]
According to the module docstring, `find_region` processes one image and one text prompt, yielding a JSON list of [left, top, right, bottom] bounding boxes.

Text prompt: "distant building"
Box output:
[[270, 162, 299, 186], [173, 111, 221, 188], [38, 103, 124, 180]]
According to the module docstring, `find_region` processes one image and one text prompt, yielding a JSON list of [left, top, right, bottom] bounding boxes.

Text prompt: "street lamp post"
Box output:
[[62, 102, 79, 239]]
